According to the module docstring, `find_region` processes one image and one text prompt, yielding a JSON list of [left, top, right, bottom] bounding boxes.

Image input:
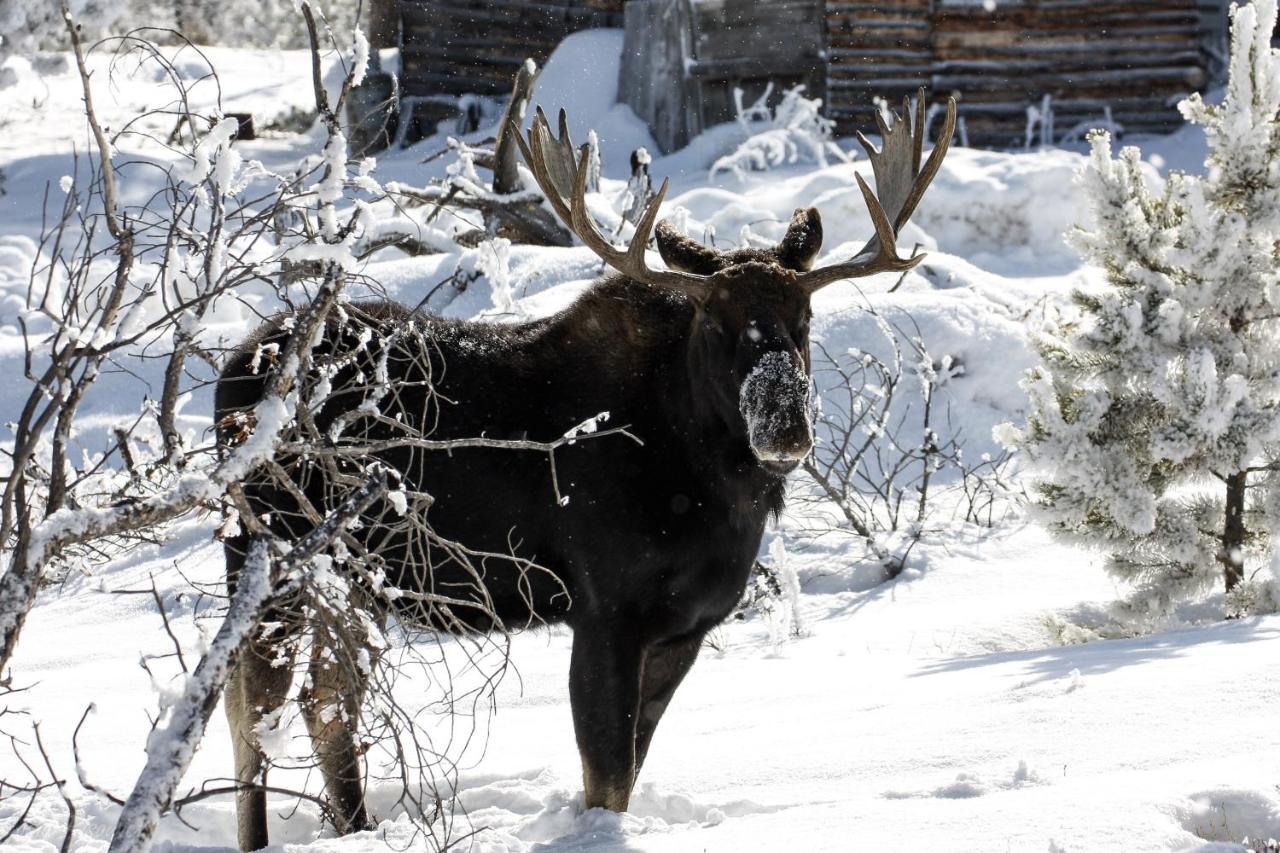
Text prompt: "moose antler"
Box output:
[[514, 108, 710, 298], [515, 94, 956, 298], [524, 106, 580, 202], [794, 90, 957, 293]]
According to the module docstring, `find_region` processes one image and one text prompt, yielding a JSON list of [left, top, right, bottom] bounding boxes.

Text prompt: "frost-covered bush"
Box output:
[[710, 84, 850, 181], [177, 0, 368, 48], [734, 538, 804, 648], [0, 0, 365, 55], [1, 0, 111, 55], [1000, 0, 1280, 619], [798, 315, 1015, 580], [0, 9, 520, 845]]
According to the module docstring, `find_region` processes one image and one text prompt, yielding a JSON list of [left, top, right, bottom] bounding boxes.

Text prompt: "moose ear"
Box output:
[[656, 220, 724, 275], [775, 207, 823, 271]]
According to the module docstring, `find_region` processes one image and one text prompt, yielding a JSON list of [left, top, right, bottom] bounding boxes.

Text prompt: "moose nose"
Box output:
[[739, 350, 813, 472], [750, 436, 813, 480]]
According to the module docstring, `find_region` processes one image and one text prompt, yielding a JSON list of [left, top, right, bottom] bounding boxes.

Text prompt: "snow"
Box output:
[[177, 117, 241, 186], [528, 30, 659, 179], [2, 27, 1279, 853]]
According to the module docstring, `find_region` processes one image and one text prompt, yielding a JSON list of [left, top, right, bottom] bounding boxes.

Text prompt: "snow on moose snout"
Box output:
[[739, 350, 813, 472]]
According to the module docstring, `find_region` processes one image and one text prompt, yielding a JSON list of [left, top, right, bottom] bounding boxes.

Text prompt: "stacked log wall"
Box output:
[[826, 0, 933, 129], [619, 0, 825, 152], [828, 0, 1217, 147], [398, 0, 1226, 149], [399, 0, 622, 97]]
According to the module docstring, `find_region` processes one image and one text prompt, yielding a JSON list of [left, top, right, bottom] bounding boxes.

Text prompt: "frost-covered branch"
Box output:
[[360, 62, 580, 253], [0, 260, 348, 678], [710, 84, 851, 182], [0, 3, 373, 675]]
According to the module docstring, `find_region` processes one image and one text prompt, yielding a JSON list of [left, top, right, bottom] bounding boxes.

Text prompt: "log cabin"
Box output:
[[385, 0, 1231, 151]]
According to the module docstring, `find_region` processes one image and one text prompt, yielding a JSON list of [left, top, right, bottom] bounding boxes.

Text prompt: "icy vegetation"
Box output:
[[709, 84, 850, 182], [1004, 0, 1280, 621], [0, 0, 368, 55], [0, 10, 1277, 853]]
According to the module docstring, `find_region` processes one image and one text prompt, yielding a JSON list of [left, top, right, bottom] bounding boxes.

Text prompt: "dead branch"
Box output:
[[355, 231, 443, 260], [388, 184, 570, 248], [32, 724, 74, 853], [492, 60, 539, 196], [73, 705, 126, 807]]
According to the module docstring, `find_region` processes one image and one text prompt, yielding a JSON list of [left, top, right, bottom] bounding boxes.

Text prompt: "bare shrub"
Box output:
[[795, 311, 1016, 579]]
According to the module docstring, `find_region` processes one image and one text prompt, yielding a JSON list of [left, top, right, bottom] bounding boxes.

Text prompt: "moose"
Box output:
[[216, 93, 955, 850]]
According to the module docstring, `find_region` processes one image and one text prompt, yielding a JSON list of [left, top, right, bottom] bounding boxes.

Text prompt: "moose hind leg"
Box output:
[[569, 624, 645, 812], [300, 636, 372, 835], [226, 627, 295, 852]]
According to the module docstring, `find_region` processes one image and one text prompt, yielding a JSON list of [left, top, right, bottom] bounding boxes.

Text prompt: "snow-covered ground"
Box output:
[[1, 30, 1277, 853]]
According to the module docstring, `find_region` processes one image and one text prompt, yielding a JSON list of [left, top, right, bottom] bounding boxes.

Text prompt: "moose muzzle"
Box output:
[[739, 350, 813, 473]]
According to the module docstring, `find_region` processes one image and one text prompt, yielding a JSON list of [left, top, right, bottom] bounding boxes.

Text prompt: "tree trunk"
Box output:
[[492, 61, 539, 196], [1221, 470, 1247, 592]]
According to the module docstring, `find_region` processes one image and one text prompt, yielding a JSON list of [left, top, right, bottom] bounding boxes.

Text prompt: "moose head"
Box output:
[[517, 94, 956, 475]]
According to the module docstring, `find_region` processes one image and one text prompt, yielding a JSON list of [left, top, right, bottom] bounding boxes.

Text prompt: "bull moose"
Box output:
[[216, 94, 955, 850]]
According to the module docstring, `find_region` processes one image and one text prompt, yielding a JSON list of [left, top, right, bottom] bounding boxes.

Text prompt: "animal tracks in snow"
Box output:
[[881, 760, 1047, 800]]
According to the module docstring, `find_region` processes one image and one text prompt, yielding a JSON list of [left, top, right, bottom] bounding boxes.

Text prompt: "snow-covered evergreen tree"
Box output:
[[1000, 0, 1280, 618]]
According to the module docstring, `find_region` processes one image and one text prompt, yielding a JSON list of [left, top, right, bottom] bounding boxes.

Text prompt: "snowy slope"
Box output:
[[1, 36, 1278, 853]]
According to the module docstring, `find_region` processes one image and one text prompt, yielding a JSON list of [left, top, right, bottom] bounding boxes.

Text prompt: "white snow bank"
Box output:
[[528, 30, 659, 179], [808, 272, 1037, 478], [7, 520, 1276, 852], [915, 147, 1093, 276]]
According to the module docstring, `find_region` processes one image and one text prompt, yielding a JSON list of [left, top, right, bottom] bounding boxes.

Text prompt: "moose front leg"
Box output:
[[569, 625, 644, 811], [634, 632, 704, 776]]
